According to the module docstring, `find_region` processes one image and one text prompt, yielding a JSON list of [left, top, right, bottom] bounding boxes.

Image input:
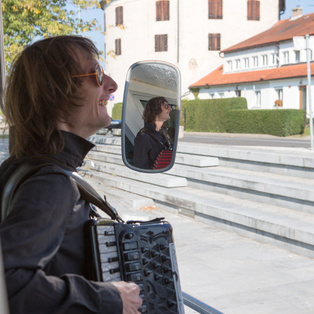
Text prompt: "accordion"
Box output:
[[153, 149, 173, 170], [87, 218, 185, 314]]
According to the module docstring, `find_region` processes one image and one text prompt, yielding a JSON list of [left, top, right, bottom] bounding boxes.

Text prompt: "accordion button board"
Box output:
[[88, 218, 185, 313]]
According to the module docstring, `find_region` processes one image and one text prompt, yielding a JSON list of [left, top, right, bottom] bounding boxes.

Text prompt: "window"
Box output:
[[208, 0, 223, 19], [156, 0, 169, 21], [247, 0, 260, 20], [208, 33, 221, 51], [271, 53, 278, 65], [275, 88, 283, 100], [219, 92, 224, 98], [227, 60, 233, 71], [295, 51, 300, 63], [155, 34, 168, 52], [235, 89, 241, 97], [115, 39, 121, 55], [255, 90, 261, 107], [252, 56, 258, 67], [115, 6, 123, 26], [262, 54, 268, 66], [235, 59, 241, 70], [244, 58, 249, 69], [283, 51, 289, 64]]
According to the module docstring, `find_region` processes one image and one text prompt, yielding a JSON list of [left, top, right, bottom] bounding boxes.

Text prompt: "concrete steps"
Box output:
[[83, 134, 314, 257]]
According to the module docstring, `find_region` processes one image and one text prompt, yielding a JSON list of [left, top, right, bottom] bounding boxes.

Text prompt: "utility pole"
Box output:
[[306, 34, 313, 150], [0, 0, 5, 111]]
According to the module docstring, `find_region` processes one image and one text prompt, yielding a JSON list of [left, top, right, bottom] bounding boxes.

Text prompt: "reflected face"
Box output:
[[156, 102, 172, 122], [61, 50, 118, 138]]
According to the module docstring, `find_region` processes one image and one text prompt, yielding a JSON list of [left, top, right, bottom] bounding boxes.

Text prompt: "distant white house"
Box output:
[[101, 0, 284, 106], [190, 7, 314, 117]]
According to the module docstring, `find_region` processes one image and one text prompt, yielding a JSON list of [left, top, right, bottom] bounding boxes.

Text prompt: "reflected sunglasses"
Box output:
[[72, 64, 104, 87]]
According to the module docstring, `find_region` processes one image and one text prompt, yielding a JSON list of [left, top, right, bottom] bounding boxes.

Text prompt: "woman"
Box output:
[[0, 35, 142, 313], [133, 97, 173, 169]]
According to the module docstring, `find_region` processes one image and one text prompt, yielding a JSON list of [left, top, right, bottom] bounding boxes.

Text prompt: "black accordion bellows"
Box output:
[[87, 218, 185, 313]]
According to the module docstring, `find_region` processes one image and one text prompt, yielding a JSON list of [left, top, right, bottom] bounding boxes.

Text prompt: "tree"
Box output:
[[2, 0, 103, 70]]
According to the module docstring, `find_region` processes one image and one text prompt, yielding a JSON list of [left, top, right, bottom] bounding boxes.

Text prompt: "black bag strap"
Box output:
[[1, 158, 124, 223]]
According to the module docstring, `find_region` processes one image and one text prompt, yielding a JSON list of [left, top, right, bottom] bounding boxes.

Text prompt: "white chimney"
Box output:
[[292, 6, 303, 17]]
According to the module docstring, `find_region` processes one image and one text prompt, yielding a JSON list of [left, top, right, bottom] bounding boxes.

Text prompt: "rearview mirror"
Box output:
[[121, 61, 181, 173]]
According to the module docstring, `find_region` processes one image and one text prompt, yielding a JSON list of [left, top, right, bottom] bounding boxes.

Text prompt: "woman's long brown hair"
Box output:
[[4, 35, 99, 158]]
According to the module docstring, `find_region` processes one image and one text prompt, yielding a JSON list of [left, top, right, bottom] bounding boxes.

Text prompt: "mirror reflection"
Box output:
[[121, 61, 181, 172]]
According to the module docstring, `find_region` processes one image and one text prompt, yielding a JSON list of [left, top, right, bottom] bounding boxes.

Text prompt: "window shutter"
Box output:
[[208, 0, 222, 19], [115, 39, 121, 55], [156, 1, 169, 21], [208, 0, 213, 18], [208, 33, 221, 50], [163, 1, 169, 20], [115, 6, 123, 26], [248, 0, 260, 20], [163, 34, 168, 51], [217, 34, 221, 50], [156, 1, 162, 21], [155, 34, 168, 52]]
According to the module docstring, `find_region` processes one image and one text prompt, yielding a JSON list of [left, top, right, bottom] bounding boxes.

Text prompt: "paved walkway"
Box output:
[[89, 179, 314, 314]]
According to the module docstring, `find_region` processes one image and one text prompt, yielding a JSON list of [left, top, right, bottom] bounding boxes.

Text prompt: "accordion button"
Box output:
[[125, 252, 140, 261], [139, 304, 147, 313], [144, 270, 151, 277], [151, 250, 158, 257], [162, 266, 170, 273], [161, 255, 169, 262], [127, 262, 141, 272], [125, 232, 135, 240], [128, 273, 142, 282], [152, 262, 160, 269], [123, 241, 138, 251], [106, 241, 117, 247]]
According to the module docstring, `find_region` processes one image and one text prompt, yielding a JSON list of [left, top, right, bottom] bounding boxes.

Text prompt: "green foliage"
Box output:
[[183, 98, 247, 132], [112, 102, 122, 120], [2, 0, 102, 71], [226, 109, 306, 136], [182, 98, 305, 136]]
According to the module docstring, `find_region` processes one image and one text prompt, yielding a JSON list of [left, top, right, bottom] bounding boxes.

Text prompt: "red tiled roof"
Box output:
[[190, 63, 314, 88], [222, 13, 314, 53]]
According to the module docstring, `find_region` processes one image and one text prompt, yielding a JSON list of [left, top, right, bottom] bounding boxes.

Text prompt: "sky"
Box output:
[[80, 0, 314, 60]]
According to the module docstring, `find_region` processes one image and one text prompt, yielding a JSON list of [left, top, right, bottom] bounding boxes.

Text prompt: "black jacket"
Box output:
[[0, 131, 122, 313], [133, 122, 170, 169]]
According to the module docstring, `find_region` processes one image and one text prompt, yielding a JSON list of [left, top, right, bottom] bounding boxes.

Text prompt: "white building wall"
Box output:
[[199, 77, 314, 117], [103, 0, 281, 103], [224, 37, 314, 74]]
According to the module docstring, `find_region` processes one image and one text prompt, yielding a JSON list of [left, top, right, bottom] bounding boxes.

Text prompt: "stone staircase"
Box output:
[[81, 134, 314, 258]]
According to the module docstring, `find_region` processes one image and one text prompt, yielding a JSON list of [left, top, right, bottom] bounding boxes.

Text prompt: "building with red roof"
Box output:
[[190, 7, 314, 115]]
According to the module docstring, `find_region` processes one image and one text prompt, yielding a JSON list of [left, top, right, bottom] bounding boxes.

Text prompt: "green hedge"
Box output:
[[182, 98, 306, 136], [112, 102, 122, 120], [182, 98, 247, 132], [226, 109, 306, 136]]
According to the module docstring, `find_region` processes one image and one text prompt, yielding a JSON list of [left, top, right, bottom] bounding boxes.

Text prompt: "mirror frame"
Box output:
[[121, 60, 181, 173]]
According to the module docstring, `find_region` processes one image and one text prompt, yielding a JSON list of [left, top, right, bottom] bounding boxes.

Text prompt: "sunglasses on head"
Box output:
[[72, 64, 104, 87]]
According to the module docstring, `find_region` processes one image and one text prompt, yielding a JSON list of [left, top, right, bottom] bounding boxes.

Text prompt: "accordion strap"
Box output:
[[1, 158, 123, 223], [140, 128, 172, 150]]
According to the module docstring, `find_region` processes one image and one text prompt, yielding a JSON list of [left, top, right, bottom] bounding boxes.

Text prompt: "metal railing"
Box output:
[[182, 291, 224, 314]]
